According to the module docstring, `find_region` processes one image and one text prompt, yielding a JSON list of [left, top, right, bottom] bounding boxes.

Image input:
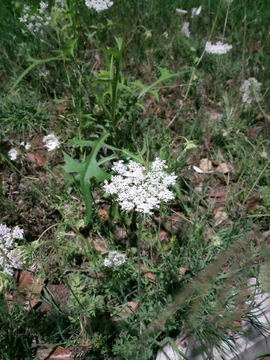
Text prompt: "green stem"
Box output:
[[196, 3, 221, 67], [138, 216, 142, 305], [241, 0, 247, 77]]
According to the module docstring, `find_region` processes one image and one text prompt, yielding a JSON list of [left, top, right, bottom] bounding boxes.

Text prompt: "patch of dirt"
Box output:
[[39, 282, 70, 314]]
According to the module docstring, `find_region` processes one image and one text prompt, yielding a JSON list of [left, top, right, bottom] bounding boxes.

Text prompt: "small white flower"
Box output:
[[104, 258, 113, 267], [20, 142, 25, 146], [176, 8, 188, 14], [0, 224, 25, 275], [162, 32, 169, 39], [103, 158, 176, 215], [240, 77, 262, 104], [205, 41, 232, 54], [85, 0, 113, 11], [8, 148, 18, 161], [191, 5, 202, 18], [12, 226, 24, 239], [25, 143, 31, 150], [182, 22, 190, 37], [27, 23, 34, 30], [43, 134, 60, 151], [104, 251, 126, 267], [38, 1, 48, 13]]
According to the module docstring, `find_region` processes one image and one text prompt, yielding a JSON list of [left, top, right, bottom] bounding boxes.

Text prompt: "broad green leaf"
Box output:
[[135, 103, 145, 111], [132, 67, 180, 100], [115, 36, 123, 51], [61, 38, 78, 59], [51, 11, 62, 26], [105, 47, 122, 62], [62, 133, 118, 225], [53, 91, 66, 104], [85, 31, 97, 40], [132, 81, 159, 101]]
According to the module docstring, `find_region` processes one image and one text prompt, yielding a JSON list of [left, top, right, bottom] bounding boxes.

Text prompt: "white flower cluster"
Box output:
[[182, 22, 190, 37], [176, 5, 202, 17], [240, 77, 262, 104], [51, 0, 65, 13], [19, 2, 51, 33], [0, 224, 25, 275], [191, 5, 202, 18], [205, 41, 232, 54], [104, 251, 126, 267], [103, 158, 176, 215], [8, 148, 18, 161], [85, 0, 113, 11], [38, 1, 49, 14], [43, 134, 60, 151]]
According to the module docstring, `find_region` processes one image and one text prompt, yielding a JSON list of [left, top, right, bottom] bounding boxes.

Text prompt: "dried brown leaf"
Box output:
[[199, 158, 213, 172], [178, 267, 188, 281], [94, 244, 108, 255], [18, 271, 45, 310], [207, 194, 226, 198], [204, 73, 212, 82], [26, 153, 45, 166], [209, 158, 219, 165], [216, 163, 229, 174], [98, 209, 109, 221], [122, 301, 139, 314], [246, 199, 260, 212], [158, 230, 168, 243], [141, 263, 154, 280], [214, 212, 228, 226], [36, 346, 73, 360], [226, 78, 236, 85]]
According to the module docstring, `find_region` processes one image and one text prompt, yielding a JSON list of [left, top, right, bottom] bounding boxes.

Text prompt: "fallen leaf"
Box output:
[[204, 73, 212, 82], [216, 163, 229, 174], [213, 206, 225, 214], [214, 212, 228, 226], [158, 230, 168, 243], [26, 153, 45, 166], [246, 199, 260, 211], [207, 194, 226, 198], [94, 244, 108, 255], [193, 165, 204, 173], [36, 346, 73, 360], [209, 158, 219, 165], [89, 237, 109, 254], [98, 209, 109, 221], [199, 158, 213, 172], [18, 271, 45, 310], [208, 111, 223, 120], [122, 301, 139, 314], [226, 78, 236, 85], [141, 263, 154, 280], [178, 267, 188, 281]]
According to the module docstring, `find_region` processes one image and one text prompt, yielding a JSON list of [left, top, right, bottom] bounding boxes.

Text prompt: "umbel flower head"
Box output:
[[182, 22, 190, 38], [205, 41, 232, 54], [85, 0, 113, 11], [103, 158, 176, 215], [43, 134, 60, 151], [0, 224, 25, 276], [8, 148, 18, 161], [104, 251, 126, 267], [240, 77, 262, 104]]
